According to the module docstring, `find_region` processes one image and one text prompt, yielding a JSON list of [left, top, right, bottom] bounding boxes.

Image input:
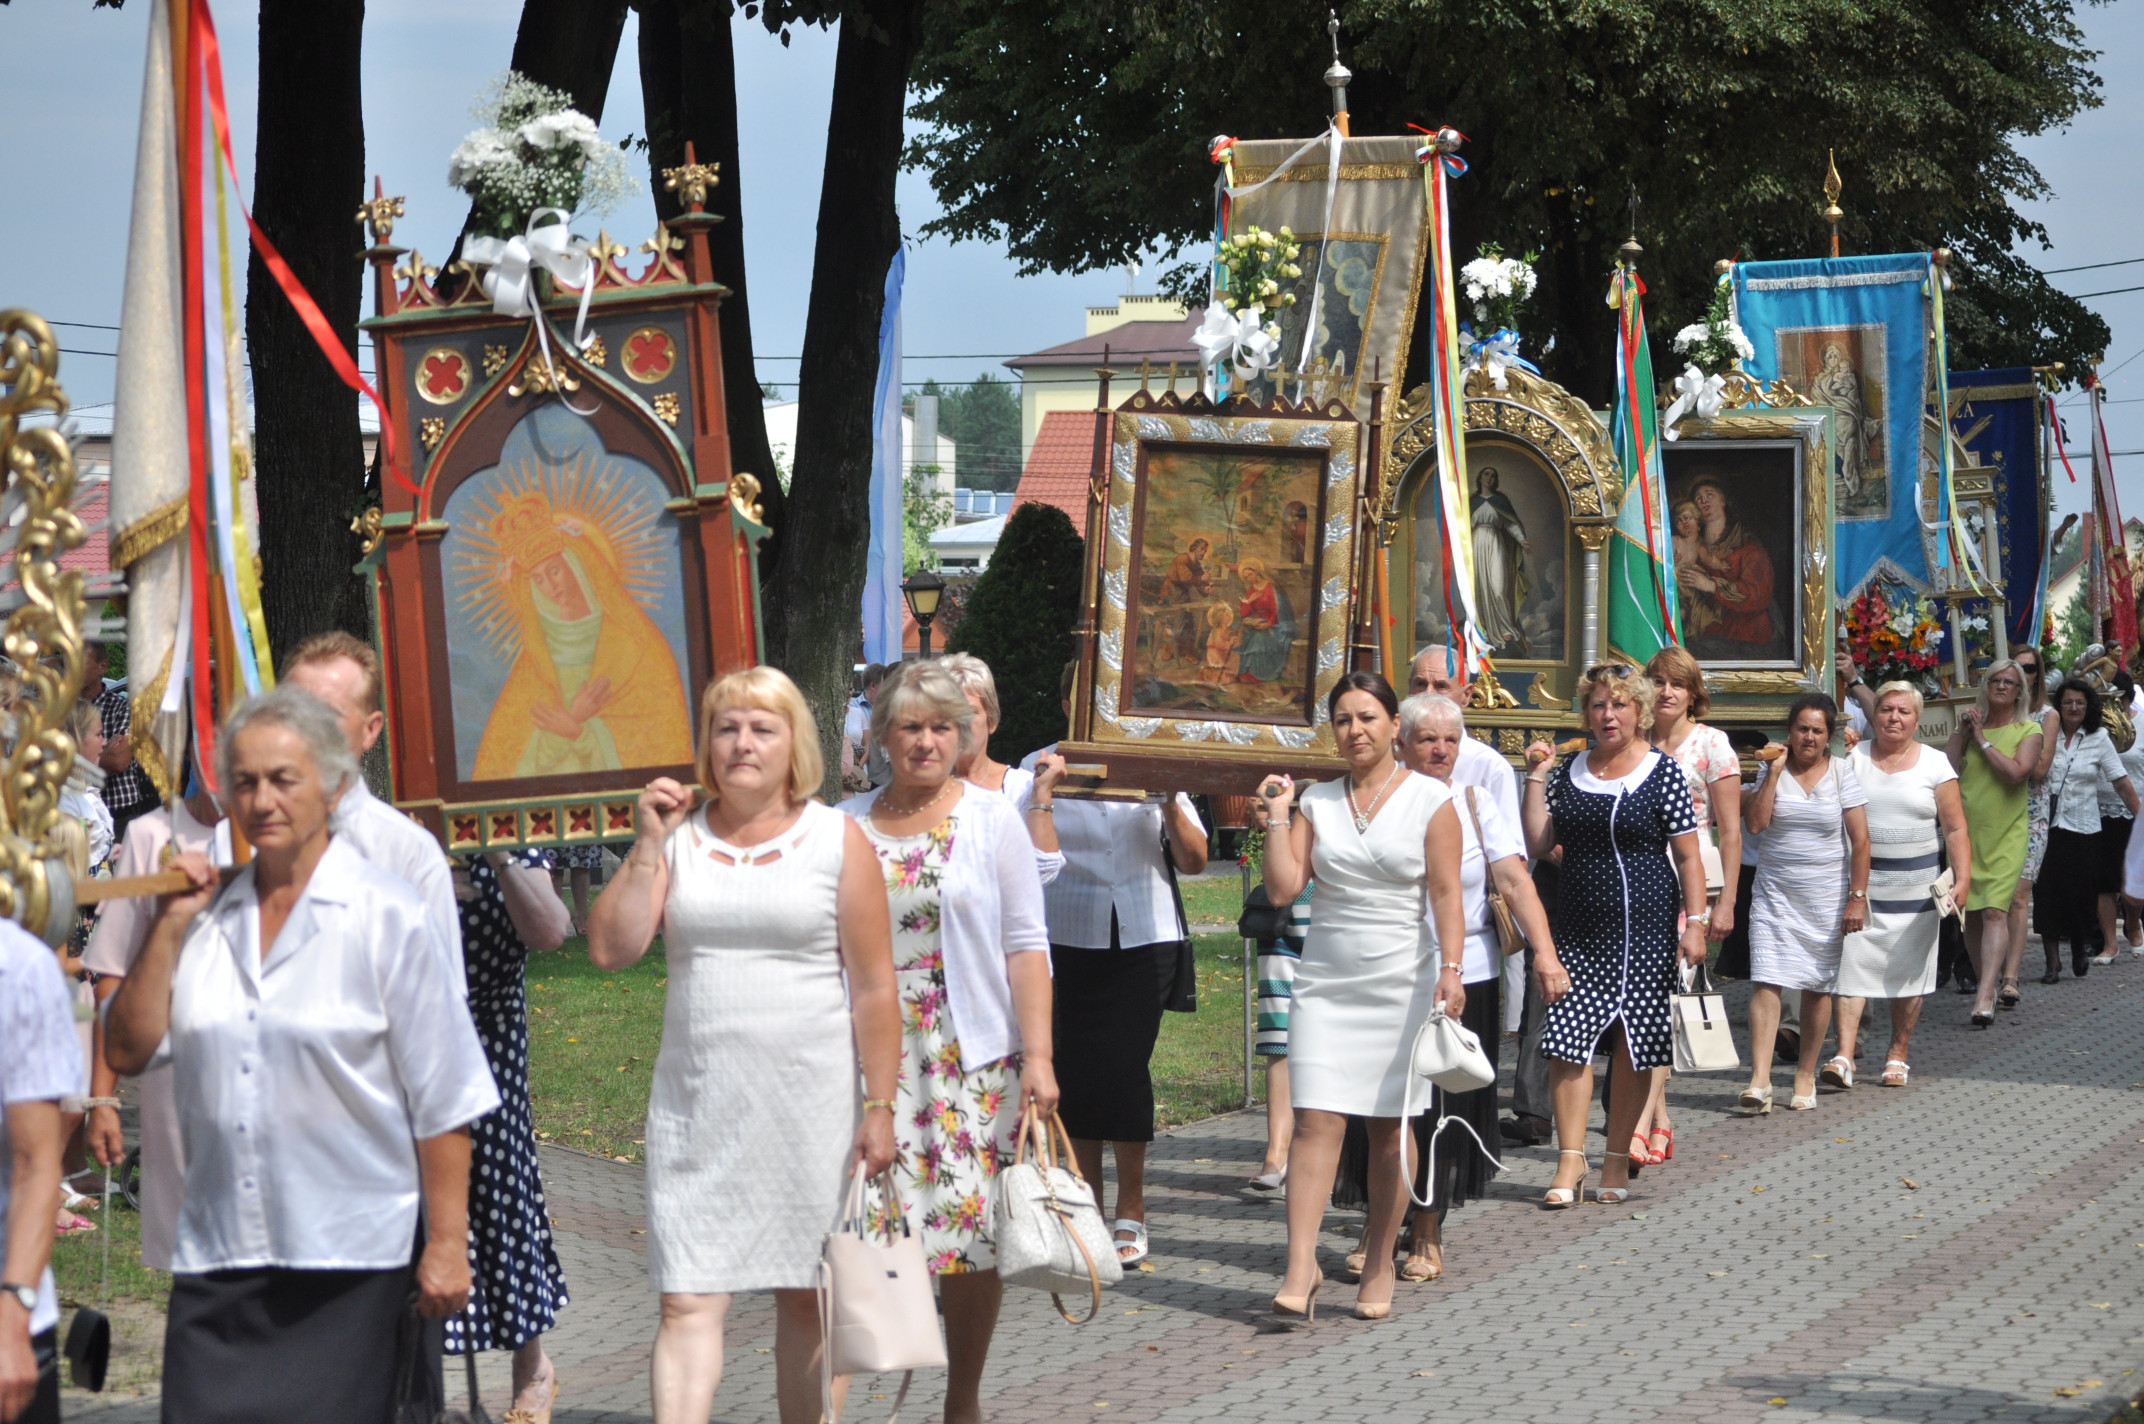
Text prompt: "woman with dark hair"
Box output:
[[1743, 694, 1870, 1106], [2034, 678, 2137, 987], [1256, 670, 1467, 1323]]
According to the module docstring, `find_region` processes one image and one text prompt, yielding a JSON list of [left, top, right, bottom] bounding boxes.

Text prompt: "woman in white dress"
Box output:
[[1256, 671, 1467, 1324], [1837, 681, 1969, 1087], [1742, 694, 1870, 1112], [940, 652, 1067, 881], [589, 667, 901, 1424]]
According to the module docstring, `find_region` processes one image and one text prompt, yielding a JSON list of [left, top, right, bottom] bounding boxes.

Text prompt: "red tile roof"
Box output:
[[1004, 315, 1203, 370], [1014, 410, 1098, 533]]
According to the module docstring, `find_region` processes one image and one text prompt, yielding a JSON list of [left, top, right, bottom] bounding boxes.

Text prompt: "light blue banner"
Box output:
[[863, 245, 906, 664], [1732, 253, 1929, 596]]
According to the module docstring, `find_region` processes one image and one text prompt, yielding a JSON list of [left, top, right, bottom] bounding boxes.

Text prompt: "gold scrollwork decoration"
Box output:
[[662, 159, 722, 210], [418, 418, 445, 453], [508, 361, 581, 398], [652, 392, 681, 428], [351, 505, 386, 556], [0, 310, 92, 942], [356, 191, 405, 246], [1713, 370, 1812, 411], [1464, 668, 1521, 710], [728, 472, 765, 526]]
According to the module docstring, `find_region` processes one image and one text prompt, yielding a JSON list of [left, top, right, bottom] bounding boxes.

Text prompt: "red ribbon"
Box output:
[[192, 0, 415, 496], [179, 0, 217, 787], [2049, 395, 2078, 482]]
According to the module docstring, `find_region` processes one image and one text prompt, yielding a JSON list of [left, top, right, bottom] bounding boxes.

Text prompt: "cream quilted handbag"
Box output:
[[989, 1108, 1121, 1322]]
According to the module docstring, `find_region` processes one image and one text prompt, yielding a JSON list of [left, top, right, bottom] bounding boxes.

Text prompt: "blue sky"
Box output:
[[2, 0, 2137, 522]]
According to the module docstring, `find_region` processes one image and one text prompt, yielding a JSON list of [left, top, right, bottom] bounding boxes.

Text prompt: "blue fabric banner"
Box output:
[[1947, 368, 2046, 650], [1732, 254, 1930, 597], [862, 245, 906, 665]]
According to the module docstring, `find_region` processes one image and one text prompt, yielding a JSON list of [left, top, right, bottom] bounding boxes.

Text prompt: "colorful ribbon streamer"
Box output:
[[1415, 128, 1489, 675]]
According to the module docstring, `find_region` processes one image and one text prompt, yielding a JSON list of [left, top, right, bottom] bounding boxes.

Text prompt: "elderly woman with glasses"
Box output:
[[105, 687, 498, 1424], [1522, 665, 1707, 1208], [1946, 659, 2047, 1022], [2032, 677, 2138, 992]]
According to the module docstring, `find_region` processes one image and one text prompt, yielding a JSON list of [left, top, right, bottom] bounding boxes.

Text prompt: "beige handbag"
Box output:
[[1460, 787, 1526, 955], [1671, 962, 1741, 1073], [818, 1166, 947, 1424]]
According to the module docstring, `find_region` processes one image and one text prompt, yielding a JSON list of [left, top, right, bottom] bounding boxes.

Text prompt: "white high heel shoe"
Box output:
[[1542, 1148, 1587, 1209], [1596, 1150, 1634, 1205]]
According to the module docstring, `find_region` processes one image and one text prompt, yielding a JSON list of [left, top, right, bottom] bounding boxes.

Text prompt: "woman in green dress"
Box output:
[[1946, 660, 2045, 1027]]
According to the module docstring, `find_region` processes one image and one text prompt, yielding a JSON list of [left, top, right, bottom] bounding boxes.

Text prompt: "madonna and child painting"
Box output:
[[440, 407, 696, 786], [1126, 444, 1327, 723]]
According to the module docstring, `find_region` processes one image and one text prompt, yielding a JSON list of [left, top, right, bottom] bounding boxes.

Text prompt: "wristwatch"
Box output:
[[1849, 889, 1868, 900], [0, 1282, 35, 1313]]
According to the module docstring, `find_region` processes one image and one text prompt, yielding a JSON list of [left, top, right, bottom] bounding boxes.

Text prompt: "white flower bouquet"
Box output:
[[1217, 224, 1302, 328], [1459, 243, 1538, 334], [1671, 282, 1755, 377], [448, 72, 638, 241]]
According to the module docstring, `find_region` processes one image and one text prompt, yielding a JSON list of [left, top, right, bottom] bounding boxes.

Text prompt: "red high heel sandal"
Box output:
[[1648, 1124, 1674, 1162], [1627, 1132, 1656, 1168]]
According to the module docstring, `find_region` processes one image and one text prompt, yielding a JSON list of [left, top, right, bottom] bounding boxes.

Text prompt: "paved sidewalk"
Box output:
[[65, 960, 2144, 1423]]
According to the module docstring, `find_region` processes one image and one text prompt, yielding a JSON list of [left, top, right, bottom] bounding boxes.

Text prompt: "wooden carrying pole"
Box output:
[[75, 865, 243, 906]]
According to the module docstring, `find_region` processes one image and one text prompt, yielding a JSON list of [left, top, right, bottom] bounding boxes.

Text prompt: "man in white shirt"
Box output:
[[2, 922, 81, 1424], [284, 632, 464, 990], [1409, 646, 1521, 832]]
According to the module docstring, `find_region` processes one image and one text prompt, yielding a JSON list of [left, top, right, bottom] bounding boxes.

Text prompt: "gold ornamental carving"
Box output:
[[663, 159, 722, 210], [356, 190, 406, 246], [508, 360, 581, 398], [419, 418, 445, 453], [0, 310, 94, 942], [727, 472, 765, 526], [1464, 668, 1520, 711], [1573, 523, 1612, 552], [652, 392, 681, 428], [351, 505, 386, 556]]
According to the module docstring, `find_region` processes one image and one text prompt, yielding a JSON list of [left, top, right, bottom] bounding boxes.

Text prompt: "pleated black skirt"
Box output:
[[1051, 940, 1172, 1143], [1333, 976, 1503, 1212], [161, 1265, 413, 1424]]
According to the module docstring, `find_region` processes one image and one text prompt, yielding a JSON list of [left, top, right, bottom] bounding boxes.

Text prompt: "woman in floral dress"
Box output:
[[840, 661, 1055, 1424]]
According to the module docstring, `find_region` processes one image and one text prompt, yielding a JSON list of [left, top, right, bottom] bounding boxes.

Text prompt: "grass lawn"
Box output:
[[52, 1194, 170, 1395], [1179, 869, 1251, 926], [526, 925, 1264, 1160]]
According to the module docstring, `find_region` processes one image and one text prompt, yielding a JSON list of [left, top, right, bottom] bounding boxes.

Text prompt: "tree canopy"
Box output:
[[946, 500, 1085, 763], [908, 0, 2112, 403], [912, 374, 1023, 490]]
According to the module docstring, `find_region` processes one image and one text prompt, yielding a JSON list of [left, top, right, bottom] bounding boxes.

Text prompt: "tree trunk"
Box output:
[[638, 0, 785, 553], [247, 0, 367, 654], [768, 0, 924, 795], [505, 0, 630, 118]]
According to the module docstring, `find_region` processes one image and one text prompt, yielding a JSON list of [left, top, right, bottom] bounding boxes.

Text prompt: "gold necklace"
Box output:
[[876, 778, 954, 820]]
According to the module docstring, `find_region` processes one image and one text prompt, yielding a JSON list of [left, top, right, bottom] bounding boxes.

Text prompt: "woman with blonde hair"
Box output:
[[1522, 666, 1707, 1206], [2004, 645, 2058, 999], [1945, 659, 2045, 1022], [1629, 645, 1740, 1166], [838, 660, 1056, 1424], [590, 666, 902, 1424]]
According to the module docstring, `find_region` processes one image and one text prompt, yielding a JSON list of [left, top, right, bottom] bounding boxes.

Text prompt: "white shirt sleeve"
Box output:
[[993, 804, 1051, 959], [1835, 757, 1869, 810], [377, 898, 500, 1141]]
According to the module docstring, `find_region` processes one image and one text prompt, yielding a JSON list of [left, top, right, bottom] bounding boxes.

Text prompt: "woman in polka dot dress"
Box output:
[[445, 849, 576, 1420], [1521, 665, 1709, 1209]]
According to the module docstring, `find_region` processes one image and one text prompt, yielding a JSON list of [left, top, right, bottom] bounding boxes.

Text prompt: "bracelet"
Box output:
[[862, 1098, 896, 1113], [1687, 910, 1710, 925], [1027, 803, 1053, 816], [81, 1096, 120, 1111], [1441, 961, 1463, 973], [1272, 815, 1291, 828]]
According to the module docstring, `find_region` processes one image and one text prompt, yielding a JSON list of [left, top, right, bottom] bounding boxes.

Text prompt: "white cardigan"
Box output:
[[837, 785, 1051, 1069]]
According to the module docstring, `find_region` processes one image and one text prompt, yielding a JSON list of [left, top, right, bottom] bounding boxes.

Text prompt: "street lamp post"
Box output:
[[902, 569, 947, 659]]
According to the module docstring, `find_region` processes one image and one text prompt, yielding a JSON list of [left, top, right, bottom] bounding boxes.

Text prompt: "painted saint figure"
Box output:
[[471, 491, 694, 779], [1678, 479, 1776, 657], [1469, 467, 1530, 654], [1808, 341, 1882, 512], [1671, 498, 1720, 643], [1235, 557, 1297, 685]]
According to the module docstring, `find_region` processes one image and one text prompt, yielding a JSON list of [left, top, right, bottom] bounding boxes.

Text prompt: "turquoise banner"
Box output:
[[1732, 254, 1930, 597]]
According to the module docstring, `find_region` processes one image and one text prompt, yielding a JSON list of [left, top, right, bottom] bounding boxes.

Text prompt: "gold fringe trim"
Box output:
[[131, 646, 177, 805], [110, 497, 189, 571]]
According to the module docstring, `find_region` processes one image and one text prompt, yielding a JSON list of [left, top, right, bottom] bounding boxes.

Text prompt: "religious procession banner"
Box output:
[[1223, 136, 1430, 422], [1604, 266, 1678, 665], [1732, 254, 1935, 598], [1947, 367, 2046, 651]]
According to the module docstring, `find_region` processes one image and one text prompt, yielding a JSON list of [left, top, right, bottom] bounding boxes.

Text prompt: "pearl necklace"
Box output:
[[1346, 761, 1402, 833], [875, 778, 954, 821]]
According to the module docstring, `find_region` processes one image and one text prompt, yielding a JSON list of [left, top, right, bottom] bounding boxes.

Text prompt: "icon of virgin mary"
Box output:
[[467, 488, 693, 780]]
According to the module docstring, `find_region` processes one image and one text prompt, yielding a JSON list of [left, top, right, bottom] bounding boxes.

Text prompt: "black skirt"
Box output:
[[1333, 976, 1503, 1213], [2097, 815, 2134, 896], [2036, 826, 2103, 942], [161, 1265, 415, 1424], [1051, 939, 1173, 1143]]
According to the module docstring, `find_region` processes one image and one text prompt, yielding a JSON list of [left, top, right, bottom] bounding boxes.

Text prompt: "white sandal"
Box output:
[[1881, 1059, 1911, 1087], [1595, 1151, 1633, 1206], [1819, 1055, 1853, 1091], [1788, 1093, 1817, 1111], [1737, 1086, 1773, 1116], [1542, 1149, 1586, 1209], [1112, 1218, 1149, 1265]]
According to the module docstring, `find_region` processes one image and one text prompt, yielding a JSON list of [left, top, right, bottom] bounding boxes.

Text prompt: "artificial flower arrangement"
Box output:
[[1459, 242, 1539, 334], [1672, 280, 1756, 378], [1843, 580, 1944, 688], [1218, 225, 1302, 321], [448, 72, 637, 241]]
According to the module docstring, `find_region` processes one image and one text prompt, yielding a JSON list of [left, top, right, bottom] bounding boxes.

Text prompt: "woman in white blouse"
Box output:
[[2034, 678, 2138, 986], [838, 662, 1056, 1424], [1019, 660, 1206, 1270], [940, 653, 1067, 881], [1837, 681, 1969, 1085], [106, 686, 498, 1424]]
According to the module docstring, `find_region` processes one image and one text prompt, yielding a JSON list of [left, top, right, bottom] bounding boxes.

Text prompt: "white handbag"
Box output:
[[990, 1108, 1121, 1322], [1671, 962, 1741, 1073], [818, 1167, 947, 1424], [1397, 1004, 1501, 1209]]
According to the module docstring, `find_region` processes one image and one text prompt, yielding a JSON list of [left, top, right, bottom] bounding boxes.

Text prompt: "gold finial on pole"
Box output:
[[1619, 187, 1642, 269], [1822, 150, 1844, 258], [356, 176, 405, 248], [662, 140, 722, 214]]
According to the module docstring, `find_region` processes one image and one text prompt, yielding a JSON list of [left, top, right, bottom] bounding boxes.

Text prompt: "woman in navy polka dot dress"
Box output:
[[1521, 665, 1708, 1209], [445, 850, 575, 1420]]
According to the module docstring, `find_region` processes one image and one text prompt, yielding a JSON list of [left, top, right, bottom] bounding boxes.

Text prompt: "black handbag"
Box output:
[[1236, 885, 1289, 942], [1157, 823, 1197, 1014]]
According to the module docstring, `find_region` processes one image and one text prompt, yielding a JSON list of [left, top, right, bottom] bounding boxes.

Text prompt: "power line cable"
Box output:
[[2046, 256, 2144, 275]]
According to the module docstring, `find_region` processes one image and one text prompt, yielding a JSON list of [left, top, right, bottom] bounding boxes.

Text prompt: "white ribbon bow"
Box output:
[[1460, 326, 1537, 392], [465, 207, 599, 399], [1193, 301, 1280, 393], [1662, 363, 1726, 440]]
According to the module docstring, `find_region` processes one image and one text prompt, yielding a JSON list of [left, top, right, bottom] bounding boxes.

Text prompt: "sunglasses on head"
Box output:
[[1585, 663, 1634, 679]]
